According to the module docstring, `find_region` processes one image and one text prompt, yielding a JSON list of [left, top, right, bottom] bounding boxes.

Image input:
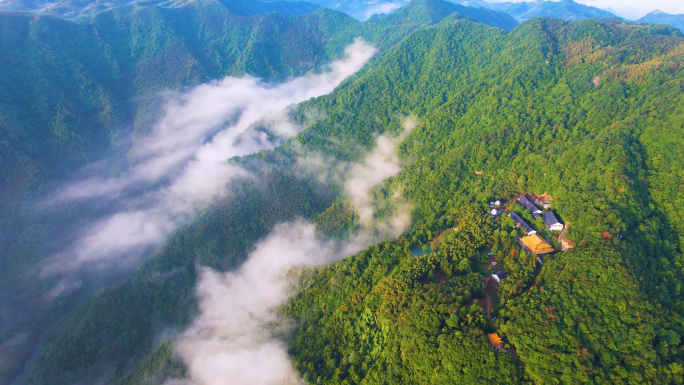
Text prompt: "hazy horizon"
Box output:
[[486, 0, 684, 19]]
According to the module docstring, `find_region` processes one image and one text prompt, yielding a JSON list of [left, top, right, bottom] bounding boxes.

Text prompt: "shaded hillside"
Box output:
[[0, 5, 360, 213], [0, 5, 362, 384]]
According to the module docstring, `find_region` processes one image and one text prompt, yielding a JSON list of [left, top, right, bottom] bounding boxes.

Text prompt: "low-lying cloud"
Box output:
[[169, 222, 337, 385], [170, 119, 416, 385], [363, 1, 407, 20], [345, 115, 416, 225], [42, 38, 377, 277]]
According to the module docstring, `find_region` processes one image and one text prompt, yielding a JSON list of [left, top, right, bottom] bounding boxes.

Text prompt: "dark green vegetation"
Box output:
[[0, 0, 523, 384], [287, 212, 523, 384], [282, 16, 684, 385], [0, 4, 369, 381], [122, 13, 684, 385], [4, 0, 684, 384]]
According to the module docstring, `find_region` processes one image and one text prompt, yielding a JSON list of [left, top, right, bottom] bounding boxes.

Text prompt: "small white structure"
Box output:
[[543, 211, 564, 231], [492, 273, 501, 283], [490, 209, 499, 216], [494, 200, 501, 207]]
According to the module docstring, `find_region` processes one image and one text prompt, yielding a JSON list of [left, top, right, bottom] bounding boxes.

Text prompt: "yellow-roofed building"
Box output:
[[488, 333, 503, 350], [519, 234, 554, 255]]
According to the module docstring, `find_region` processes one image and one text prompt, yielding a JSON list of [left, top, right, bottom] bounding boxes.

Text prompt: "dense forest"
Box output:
[[96, 13, 684, 385], [3, 0, 684, 384], [1, 0, 517, 383]]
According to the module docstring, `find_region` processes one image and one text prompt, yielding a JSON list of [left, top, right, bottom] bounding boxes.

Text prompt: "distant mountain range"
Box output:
[[477, 0, 617, 22], [266, 0, 618, 21], [0, 0, 321, 18], [294, 0, 684, 33], [3, 0, 684, 34], [639, 10, 684, 33]]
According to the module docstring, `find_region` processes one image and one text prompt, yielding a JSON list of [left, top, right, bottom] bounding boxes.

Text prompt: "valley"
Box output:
[[1, 0, 684, 384]]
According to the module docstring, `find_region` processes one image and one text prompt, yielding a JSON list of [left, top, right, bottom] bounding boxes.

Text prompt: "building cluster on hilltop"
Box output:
[[486, 194, 566, 284], [508, 194, 565, 261]]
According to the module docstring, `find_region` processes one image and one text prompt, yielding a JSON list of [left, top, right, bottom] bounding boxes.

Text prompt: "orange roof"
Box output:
[[488, 333, 503, 349], [520, 234, 554, 254]]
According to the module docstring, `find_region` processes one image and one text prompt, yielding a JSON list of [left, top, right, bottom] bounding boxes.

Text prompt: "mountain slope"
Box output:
[[0, 4, 363, 216], [281, 18, 684, 384], [5, 2, 684, 385], [0, 0, 525, 383], [639, 11, 684, 33], [72, 15, 684, 385], [0, 5, 364, 384]]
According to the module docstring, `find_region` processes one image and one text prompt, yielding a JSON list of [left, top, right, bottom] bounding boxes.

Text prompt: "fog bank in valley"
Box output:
[[41, 39, 377, 292], [170, 121, 415, 385]]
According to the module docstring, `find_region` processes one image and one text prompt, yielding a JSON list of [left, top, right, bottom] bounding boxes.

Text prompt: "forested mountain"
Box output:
[[276, 0, 618, 22], [639, 11, 684, 33], [0, 0, 522, 384], [266, 0, 396, 20], [0, 0, 321, 19], [4, 0, 684, 384], [482, 0, 617, 22], [281, 17, 684, 385], [0, 0, 355, 215], [0, 4, 360, 382], [122, 15, 684, 385]]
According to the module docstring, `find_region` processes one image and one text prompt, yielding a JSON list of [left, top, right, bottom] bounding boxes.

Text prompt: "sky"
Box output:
[[487, 0, 684, 19]]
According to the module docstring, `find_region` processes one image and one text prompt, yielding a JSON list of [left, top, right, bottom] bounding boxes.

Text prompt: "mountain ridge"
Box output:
[[639, 10, 684, 33], [0, 0, 322, 19], [451, 0, 618, 22]]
